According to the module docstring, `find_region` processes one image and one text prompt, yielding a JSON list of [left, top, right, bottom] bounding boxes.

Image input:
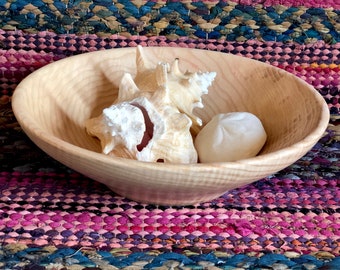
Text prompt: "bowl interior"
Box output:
[[14, 47, 327, 157]]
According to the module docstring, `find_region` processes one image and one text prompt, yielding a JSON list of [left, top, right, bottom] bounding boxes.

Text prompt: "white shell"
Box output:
[[194, 112, 267, 162], [85, 45, 216, 163]]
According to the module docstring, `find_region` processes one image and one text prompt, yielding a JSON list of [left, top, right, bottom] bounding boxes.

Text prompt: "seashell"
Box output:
[[194, 112, 267, 163], [85, 45, 216, 163]]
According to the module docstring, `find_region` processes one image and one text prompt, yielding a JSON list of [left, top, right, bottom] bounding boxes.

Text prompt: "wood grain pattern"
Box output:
[[12, 47, 330, 205]]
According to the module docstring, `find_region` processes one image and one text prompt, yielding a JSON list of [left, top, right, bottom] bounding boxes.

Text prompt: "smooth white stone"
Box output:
[[195, 112, 267, 162]]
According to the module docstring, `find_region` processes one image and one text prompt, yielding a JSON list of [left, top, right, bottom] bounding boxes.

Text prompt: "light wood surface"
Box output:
[[12, 47, 330, 205]]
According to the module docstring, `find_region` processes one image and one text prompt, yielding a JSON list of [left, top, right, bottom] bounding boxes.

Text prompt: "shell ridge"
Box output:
[[118, 73, 140, 102]]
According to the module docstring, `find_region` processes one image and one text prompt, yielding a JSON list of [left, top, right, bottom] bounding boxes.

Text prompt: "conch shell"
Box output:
[[85, 45, 216, 163]]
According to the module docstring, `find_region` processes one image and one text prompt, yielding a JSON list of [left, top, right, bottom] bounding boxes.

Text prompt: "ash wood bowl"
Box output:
[[12, 47, 329, 206]]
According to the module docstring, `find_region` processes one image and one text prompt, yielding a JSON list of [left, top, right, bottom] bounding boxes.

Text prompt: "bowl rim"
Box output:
[[12, 47, 330, 172]]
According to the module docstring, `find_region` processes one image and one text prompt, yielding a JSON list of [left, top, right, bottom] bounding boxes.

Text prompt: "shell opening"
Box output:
[[131, 102, 154, 152]]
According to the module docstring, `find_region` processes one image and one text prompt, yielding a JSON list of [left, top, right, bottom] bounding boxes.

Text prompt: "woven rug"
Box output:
[[0, 1, 339, 269]]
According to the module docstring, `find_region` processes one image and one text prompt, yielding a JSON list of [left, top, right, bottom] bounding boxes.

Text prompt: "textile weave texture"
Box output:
[[0, 0, 339, 269]]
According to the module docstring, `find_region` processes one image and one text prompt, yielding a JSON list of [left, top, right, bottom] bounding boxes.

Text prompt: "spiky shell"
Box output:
[[85, 45, 216, 163]]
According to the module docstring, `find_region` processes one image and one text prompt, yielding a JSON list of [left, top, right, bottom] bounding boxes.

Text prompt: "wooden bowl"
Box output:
[[12, 47, 329, 206]]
